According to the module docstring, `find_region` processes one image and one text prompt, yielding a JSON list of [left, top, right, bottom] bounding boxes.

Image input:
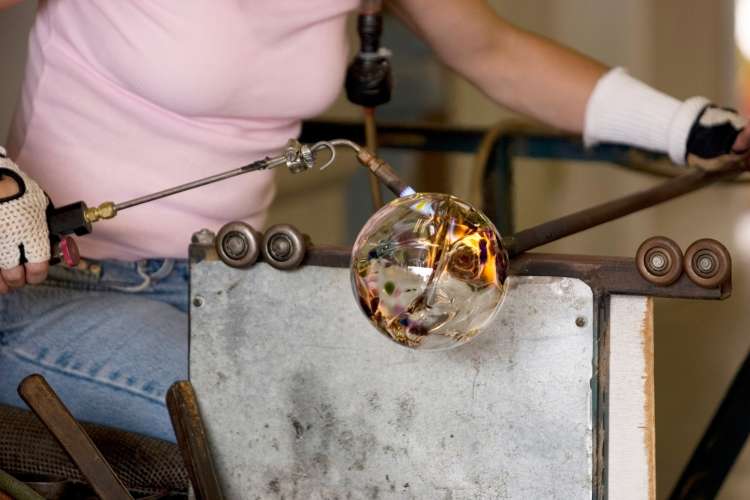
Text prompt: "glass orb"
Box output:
[[351, 193, 509, 350]]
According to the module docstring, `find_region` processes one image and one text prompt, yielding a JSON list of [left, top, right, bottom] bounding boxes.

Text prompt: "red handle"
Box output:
[[57, 236, 80, 267]]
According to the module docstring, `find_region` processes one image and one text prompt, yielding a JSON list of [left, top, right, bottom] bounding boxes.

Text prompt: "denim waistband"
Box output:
[[46, 258, 190, 293]]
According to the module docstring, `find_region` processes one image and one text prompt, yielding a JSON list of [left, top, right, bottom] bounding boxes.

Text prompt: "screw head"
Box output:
[[575, 316, 587, 328], [193, 296, 205, 308]]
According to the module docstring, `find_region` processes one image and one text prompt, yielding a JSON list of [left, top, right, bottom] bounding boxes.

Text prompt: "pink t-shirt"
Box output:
[[8, 0, 358, 260]]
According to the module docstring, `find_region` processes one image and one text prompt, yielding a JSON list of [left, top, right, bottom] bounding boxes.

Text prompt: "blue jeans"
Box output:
[[0, 259, 188, 442]]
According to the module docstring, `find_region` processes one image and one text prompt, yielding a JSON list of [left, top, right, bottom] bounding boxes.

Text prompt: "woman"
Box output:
[[0, 0, 747, 442]]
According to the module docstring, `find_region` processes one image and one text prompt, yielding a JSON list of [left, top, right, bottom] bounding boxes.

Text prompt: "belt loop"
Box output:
[[107, 259, 177, 293], [149, 259, 175, 281]]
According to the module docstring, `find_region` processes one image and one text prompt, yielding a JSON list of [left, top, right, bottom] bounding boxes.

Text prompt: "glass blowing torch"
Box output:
[[46, 139, 414, 266]]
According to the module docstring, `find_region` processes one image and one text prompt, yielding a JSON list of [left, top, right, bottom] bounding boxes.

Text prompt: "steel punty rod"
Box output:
[[114, 156, 285, 213], [49, 140, 355, 233], [506, 162, 746, 256], [113, 139, 414, 214]]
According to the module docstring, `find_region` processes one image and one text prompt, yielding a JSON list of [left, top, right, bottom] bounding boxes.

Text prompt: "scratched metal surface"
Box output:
[[190, 261, 594, 499]]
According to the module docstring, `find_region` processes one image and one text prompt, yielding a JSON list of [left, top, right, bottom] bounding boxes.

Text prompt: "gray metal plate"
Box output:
[[190, 262, 593, 499]]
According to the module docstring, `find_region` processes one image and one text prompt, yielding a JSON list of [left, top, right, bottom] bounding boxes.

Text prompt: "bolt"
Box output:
[[191, 228, 216, 245], [269, 234, 293, 261], [696, 254, 716, 274], [576, 316, 587, 328], [649, 252, 667, 271], [192, 296, 205, 308], [223, 232, 248, 259], [645, 249, 670, 276]]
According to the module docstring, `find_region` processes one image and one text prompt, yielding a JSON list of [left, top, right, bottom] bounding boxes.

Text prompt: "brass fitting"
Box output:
[[84, 201, 117, 224], [356, 148, 379, 171], [356, 149, 411, 197]]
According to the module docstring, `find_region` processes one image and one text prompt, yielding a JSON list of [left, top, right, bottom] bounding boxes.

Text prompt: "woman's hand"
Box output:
[[0, 150, 50, 293]]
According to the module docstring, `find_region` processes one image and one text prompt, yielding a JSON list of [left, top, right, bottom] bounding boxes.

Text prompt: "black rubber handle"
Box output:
[[46, 201, 89, 266]]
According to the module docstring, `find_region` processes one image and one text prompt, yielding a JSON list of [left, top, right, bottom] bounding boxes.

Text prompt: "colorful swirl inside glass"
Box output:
[[351, 193, 509, 350]]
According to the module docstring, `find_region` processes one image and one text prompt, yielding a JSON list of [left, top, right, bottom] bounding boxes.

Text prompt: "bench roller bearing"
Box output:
[[636, 236, 683, 286], [261, 224, 306, 270], [215, 221, 261, 268], [683, 238, 731, 289]]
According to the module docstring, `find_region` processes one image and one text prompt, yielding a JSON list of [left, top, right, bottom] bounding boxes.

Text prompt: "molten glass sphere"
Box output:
[[351, 193, 509, 350]]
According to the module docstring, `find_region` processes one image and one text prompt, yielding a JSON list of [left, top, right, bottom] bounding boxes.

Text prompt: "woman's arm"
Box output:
[[391, 0, 750, 164], [390, 0, 607, 133]]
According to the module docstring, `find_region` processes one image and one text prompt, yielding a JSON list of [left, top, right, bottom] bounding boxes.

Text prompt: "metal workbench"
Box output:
[[188, 241, 726, 499], [185, 121, 738, 499]]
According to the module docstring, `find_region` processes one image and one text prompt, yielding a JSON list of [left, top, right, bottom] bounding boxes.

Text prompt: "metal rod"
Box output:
[[364, 108, 384, 210], [17, 374, 133, 500], [506, 164, 745, 256], [167, 381, 225, 500], [115, 157, 283, 212], [68, 136, 404, 231], [78, 139, 375, 226], [329, 138, 363, 153], [669, 347, 750, 499]]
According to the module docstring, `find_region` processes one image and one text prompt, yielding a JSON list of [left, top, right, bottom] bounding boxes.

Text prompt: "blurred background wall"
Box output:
[[0, 1, 747, 498]]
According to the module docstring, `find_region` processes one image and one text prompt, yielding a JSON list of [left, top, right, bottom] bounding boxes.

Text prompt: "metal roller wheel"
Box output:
[[261, 224, 306, 270], [215, 221, 261, 268], [683, 239, 731, 289], [635, 236, 683, 286]]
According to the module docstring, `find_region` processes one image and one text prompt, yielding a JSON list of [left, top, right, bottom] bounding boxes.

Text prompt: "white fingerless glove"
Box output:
[[584, 68, 748, 169], [0, 147, 50, 269]]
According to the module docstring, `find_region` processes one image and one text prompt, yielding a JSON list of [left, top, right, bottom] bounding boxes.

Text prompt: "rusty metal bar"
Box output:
[[190, 241, 729, 301], [304, 247, 729, 299], [166, 381, 224, 500], [506, 164, 744, 256], [591, 293, 610, 500], [17, 374, 133, 500]]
